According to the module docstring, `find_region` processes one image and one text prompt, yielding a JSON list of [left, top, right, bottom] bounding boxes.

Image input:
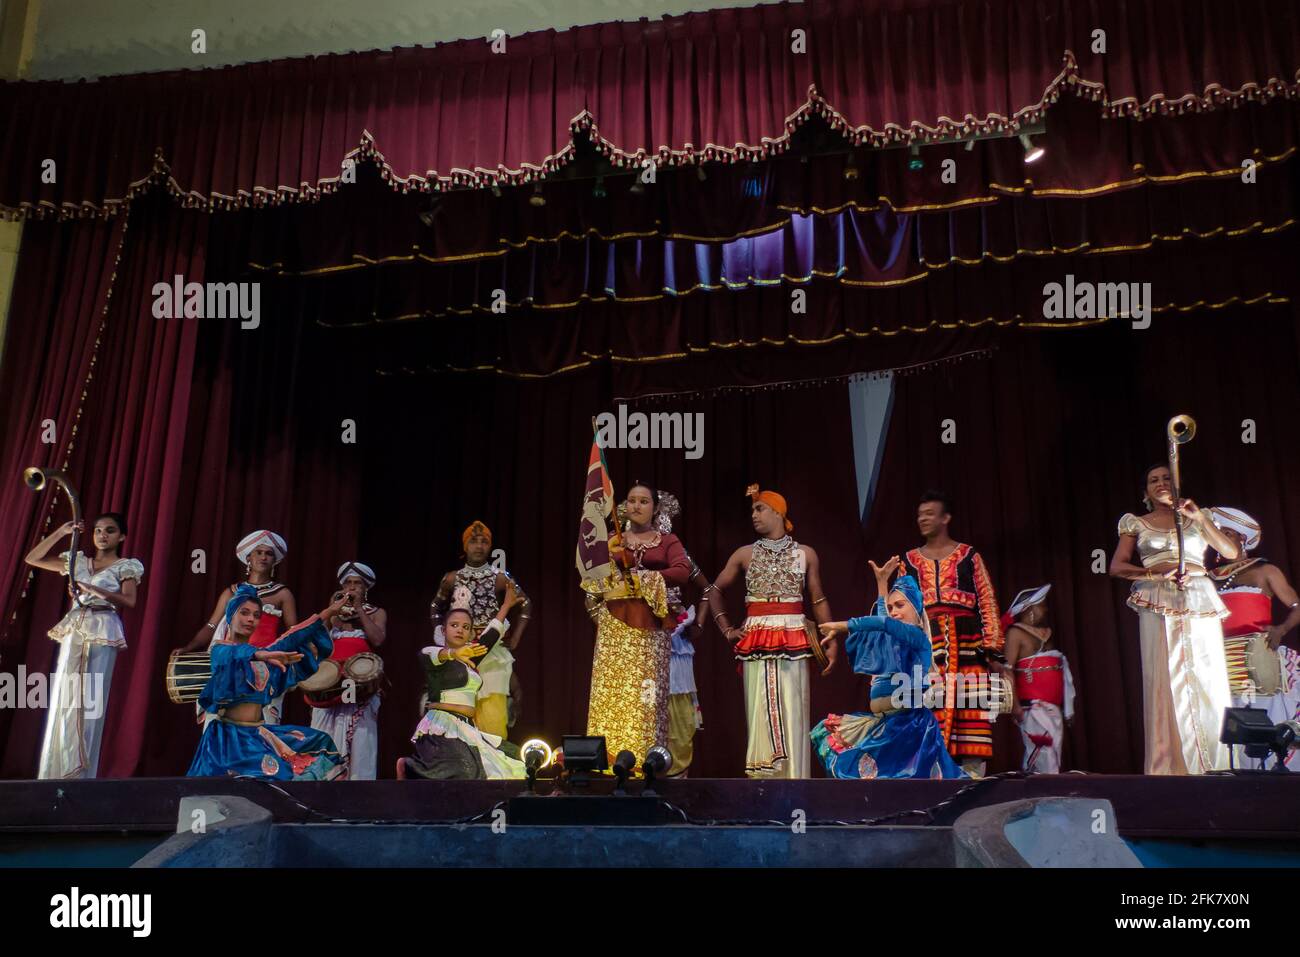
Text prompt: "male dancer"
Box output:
[[431, 521, 532, 738], [311, 562, 387, 779], [1208, 507, 1300, 766], [707, 485, 838, 778], [179, 530, 297, 724], [901, 490, 1004, 777]]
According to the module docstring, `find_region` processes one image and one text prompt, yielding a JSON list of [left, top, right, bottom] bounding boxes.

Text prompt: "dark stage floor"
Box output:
[[2, 773, 1297, 839]]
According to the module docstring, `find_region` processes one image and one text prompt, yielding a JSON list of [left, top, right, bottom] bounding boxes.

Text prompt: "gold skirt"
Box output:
[[586, 605, 670, 763]]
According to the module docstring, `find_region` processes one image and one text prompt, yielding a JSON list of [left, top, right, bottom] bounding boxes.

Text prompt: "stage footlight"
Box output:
[[521, 738, 554, 792], [1019, 132, 1045, 164], [529, 183, 546, 207], [1221, 706, 1279, 767], [641, 745, 673, 793], [908, 144, 923, 171], [612, 749, 637, 791]]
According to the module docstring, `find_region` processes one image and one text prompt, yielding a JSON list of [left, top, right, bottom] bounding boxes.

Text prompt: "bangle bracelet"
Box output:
[[812, 596, 827, 605], [206, 622, 216, 630]]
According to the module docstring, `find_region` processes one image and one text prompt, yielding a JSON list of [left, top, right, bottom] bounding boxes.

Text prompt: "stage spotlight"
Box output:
[[964, 138, 976, 152], [612, 749, 637, 792], [490, 184, 502, 198], [1221, 706, 1278, 767], [843, 155, 859, 181], [529, 183, 546, 207], [629, 177, 646, 196], [560, 735, 608, 779], [1019, 132, 1045, 164], [696, 165, 707, 182], [641, 744, 673, 794], [593, 175, 607, 199], [908, 144, 923, 171]]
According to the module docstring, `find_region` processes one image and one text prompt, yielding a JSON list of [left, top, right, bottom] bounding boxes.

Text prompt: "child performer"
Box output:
[[1001, 585, 1075, 773]]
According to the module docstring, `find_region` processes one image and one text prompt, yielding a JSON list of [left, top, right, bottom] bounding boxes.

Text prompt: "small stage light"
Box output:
[[529, 183, 546, 207], [843, 154, 859, 181], [641, 744, 673, 794], [1019, 132, 1045, 164], [629, 177, 646, 195], [908, 144, 923, 171], [964, 138, 976, 152], [696, 165, 707, 182], [521, 738, 554, 792], [490, 184, 502, 198], [612, 749, 637, 792], [593, 175, 607, 199]]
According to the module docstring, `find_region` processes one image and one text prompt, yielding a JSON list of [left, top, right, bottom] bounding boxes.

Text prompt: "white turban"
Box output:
[[236, 530, 288, 565], [337, 561, 376, 587], [1209, 507, 1261, 552]]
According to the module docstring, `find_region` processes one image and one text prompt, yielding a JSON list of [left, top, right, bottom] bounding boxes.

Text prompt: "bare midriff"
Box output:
[[606, 597, 659, 630], [223, 702, 264, 723], [430, 702, 476, 720]]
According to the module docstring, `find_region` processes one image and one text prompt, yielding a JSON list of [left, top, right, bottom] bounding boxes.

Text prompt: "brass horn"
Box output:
[[1165, 415, 1197, 588], [23, 467, 85, 600]]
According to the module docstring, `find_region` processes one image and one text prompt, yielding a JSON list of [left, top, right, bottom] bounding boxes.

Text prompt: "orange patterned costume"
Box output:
[[902, 544, 1003, 760]]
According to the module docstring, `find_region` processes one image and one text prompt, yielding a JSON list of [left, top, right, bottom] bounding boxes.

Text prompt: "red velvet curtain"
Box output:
[[2, 0, 1297, 216]]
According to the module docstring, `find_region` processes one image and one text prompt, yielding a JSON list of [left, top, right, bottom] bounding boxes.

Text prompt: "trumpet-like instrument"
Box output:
[[1166, 415, 1197, 589], [24, 467, 84, 600]]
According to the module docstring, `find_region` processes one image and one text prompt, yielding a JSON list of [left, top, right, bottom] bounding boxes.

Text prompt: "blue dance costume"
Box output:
[[811, 576, 967, 780], [188, 586, 344, 779]]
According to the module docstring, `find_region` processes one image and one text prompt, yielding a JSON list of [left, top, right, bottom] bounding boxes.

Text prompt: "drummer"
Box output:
[[309, 562, 387, 780], [1208, 508, 1300, 767]]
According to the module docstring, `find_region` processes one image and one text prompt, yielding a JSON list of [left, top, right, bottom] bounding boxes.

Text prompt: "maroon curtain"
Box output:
[[0, 195, 207, 776], [0, 213, 127, 642], [2, 0, 1297, 216]]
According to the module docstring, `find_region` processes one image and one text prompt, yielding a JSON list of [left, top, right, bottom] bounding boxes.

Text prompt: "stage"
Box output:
[[2, 773, 1297, 868]]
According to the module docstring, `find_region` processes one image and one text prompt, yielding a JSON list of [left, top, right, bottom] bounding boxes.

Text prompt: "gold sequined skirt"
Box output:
[[586, 606, 670, 763]]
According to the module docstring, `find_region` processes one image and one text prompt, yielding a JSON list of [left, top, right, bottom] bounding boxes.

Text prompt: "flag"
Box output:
[[576, 429, 619, 584]]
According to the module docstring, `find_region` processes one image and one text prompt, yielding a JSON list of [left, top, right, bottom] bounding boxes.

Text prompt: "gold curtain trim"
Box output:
[[367, 292, 1287, 380], [6, 46, 1296, 221]]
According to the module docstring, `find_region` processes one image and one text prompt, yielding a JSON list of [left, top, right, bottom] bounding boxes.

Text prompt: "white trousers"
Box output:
[[309, 696, 381, 780], [742, 657, 809, 779], [39, 641, 117, 779]]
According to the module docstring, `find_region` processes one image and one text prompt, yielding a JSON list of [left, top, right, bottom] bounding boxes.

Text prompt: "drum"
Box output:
[[1245, 633, 1284, 696], [343, 652, 384, 703], [166, 651, 211, 704], [803, 618, 829, 669], [1226, 632, 1284, 696], [299, 658, 343, 708]]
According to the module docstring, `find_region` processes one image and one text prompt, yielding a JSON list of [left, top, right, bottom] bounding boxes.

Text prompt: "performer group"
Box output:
[[21, 442, 1300, 783]]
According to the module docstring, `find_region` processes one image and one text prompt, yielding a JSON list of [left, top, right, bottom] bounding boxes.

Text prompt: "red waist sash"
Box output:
[[1221, 590, 1271, 639], [1015, 653, 1065, 705], [737, 601, 808, 658], [249, 613, 282, 649], [330, 635, 370, 661]]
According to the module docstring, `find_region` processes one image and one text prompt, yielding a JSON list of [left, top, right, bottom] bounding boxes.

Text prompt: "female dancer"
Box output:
[[25, 512, 143, 779], [188, 584, 346, 779], [581, 482, 691, 766], [399, 584, 524, 779], [812, 558, 965, 779], [178, 530, 297, 722], [1109, 464, 1238, 774]]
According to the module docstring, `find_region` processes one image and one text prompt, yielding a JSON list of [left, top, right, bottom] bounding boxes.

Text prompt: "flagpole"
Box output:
[[592, 416, 629, 590]]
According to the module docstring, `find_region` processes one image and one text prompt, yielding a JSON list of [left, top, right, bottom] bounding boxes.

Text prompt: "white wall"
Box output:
[[26, 0, 784, 80]]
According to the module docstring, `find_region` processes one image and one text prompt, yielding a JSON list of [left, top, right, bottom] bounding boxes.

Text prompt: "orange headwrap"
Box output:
[[462, 520, 492, 552], [746, 484, 793, 533]]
